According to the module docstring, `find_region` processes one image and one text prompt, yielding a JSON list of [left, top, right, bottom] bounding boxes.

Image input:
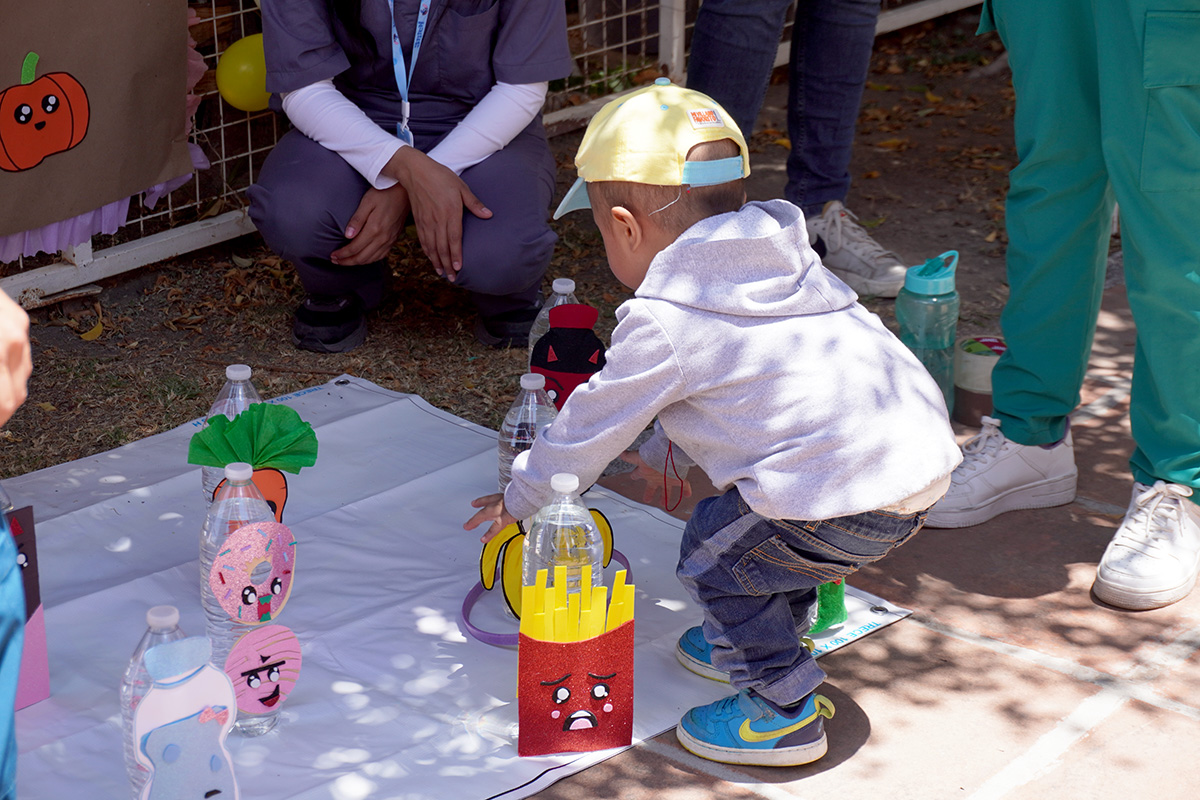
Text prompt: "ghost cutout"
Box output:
[[134, 636, 238, 800], [225, 624, 302, 717], [517, 621, 634, 756]]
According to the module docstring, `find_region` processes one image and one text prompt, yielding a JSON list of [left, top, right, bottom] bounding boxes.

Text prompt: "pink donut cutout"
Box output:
[[225, 624, 302, 714], [207, 521, 296, 624]]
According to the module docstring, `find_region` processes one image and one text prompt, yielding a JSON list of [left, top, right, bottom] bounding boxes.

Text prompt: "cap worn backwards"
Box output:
[[554, 78, 751, 219]]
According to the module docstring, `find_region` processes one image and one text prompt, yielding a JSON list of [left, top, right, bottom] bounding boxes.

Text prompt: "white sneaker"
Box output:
[[806, 200, 907, 297], [1092, 482, 1200, 610], [925, 416, 1078, 528]]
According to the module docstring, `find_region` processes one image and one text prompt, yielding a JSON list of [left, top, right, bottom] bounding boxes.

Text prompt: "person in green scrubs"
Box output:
[[926, 0, 1200, 611]]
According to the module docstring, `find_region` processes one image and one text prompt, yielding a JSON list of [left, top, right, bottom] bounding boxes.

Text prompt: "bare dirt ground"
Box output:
[[0, 7, 1014, 479]]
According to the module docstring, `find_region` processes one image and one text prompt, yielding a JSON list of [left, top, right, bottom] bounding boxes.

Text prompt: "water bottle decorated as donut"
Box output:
[[199, 462, 298, 737]]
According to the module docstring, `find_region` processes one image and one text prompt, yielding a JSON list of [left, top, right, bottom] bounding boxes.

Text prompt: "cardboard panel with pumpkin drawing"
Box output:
[[0, 0, 191, 236]]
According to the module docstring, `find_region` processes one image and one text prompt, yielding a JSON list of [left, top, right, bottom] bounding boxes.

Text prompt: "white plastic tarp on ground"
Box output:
[[11, 375, 910, 799]]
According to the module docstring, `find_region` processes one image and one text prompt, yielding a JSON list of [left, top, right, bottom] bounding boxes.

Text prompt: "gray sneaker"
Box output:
[[1093, 481, 1200, 610], [806, 200, 906, 297]]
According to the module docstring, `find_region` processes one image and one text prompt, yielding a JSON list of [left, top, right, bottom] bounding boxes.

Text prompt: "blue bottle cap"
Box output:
[[904, 250, 958, 295]]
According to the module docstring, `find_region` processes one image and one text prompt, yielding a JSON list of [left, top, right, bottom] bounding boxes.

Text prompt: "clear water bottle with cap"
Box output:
[[120, 605, 186, 799], [200, 364, 263, 502], [895, 250, 960, 415], [198, 462, 278, 736], [528, 278, 579, 366], [497, 373, 558, 493], [522, 473, 604, 597]]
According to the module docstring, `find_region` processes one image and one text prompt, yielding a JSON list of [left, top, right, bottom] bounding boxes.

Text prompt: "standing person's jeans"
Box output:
[[687, 0, 881, 216], [677, 487, 926, 706]]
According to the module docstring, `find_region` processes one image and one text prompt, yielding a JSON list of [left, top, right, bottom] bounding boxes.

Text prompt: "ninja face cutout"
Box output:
[[6, 505, 39, 623], [530, 304, 607, 410], [225, 625, 302, 716], [207, 521, 296, 624], [517, 621, 634, 756]]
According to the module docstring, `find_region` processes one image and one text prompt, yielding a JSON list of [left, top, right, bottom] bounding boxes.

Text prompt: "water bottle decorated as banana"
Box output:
[[479, 510, 614, 618]]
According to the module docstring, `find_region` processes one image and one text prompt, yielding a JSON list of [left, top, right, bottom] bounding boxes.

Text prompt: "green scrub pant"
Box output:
[[983, 0, 1200, 490]]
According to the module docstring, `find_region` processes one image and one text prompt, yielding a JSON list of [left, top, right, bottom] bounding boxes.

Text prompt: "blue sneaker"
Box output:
[[675, 626, 729, 683], [677, 689, 835, 766], [676, 626, 816, 683]]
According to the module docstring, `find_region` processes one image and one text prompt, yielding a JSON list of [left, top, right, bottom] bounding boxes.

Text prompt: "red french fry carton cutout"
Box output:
[[517, 621, 634, 756]]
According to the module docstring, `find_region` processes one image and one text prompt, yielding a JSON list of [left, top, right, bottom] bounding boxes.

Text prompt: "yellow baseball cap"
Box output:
[[553, 78, 751, 219]]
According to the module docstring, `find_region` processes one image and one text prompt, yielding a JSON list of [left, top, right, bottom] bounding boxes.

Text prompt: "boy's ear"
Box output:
[[609, 205, 643, 251]]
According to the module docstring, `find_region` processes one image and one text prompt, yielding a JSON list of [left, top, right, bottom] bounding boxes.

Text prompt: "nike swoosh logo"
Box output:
[[738, 695, 835, 743]]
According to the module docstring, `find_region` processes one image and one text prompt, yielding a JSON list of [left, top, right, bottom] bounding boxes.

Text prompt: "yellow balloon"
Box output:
[[215, 34, 270, 112]]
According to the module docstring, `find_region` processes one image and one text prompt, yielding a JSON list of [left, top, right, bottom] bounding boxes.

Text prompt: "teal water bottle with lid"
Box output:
[[895, 250, 960, 415]]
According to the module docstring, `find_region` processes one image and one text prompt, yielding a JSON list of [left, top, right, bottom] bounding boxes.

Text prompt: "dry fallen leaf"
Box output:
[[984, 230, 999, 242], [80, 321, 104, 341], [861, 170, 882, 179], [36, 402, 55, 412], [774, 137, 791, 150]]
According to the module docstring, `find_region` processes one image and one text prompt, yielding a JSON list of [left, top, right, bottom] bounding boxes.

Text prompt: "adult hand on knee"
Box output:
[[332, 184, 412, 266], [384, 147, 492, 281]]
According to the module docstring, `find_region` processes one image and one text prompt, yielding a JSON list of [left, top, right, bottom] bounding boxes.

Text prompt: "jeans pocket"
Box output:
[[1140, 11, 1200, 193], [732, 534, 858, 596]]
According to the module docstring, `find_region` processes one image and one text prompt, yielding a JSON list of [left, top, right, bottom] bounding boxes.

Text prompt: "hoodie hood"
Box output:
[[635, 199, 858, 318]]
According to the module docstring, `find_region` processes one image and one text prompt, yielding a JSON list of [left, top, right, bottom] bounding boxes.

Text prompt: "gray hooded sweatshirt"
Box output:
[[505, 199, 961, 522]]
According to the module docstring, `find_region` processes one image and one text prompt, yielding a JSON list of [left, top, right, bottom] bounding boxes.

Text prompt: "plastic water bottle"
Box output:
[[528, 278, 579, 366], [199, 462, 278, 736], [522, 473, 604, 597], [120, 605, 186, 799], [497, 373, 558, 493], [200, 364, 262, 502], [895, 250, 960, 415]]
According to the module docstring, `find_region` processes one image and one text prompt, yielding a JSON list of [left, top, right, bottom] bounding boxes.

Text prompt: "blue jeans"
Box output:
[[687, 0, 881, 215], [676, 487, 926, 706]]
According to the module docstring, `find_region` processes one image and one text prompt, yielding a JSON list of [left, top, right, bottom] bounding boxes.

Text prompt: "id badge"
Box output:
[[395, 124, 413, 146]]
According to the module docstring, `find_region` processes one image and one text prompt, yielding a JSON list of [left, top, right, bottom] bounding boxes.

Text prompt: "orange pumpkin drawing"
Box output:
[[213, 467, 290, 524], [0, 52, 89, 172]]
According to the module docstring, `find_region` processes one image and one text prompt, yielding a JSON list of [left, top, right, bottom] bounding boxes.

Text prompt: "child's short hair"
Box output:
[[588, 139, 746, 235], [554, 79, 750, 233]]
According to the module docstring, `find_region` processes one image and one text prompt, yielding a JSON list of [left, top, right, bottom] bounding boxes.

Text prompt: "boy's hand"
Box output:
[[465, 493, 517, 543], [622, 450, 692, 507]]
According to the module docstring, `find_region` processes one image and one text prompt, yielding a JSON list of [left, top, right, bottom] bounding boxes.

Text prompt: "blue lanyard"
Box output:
[[387, 0, 433, 145]]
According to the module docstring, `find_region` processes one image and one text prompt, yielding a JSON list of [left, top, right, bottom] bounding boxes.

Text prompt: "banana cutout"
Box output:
[[479, 509, 614, 618]]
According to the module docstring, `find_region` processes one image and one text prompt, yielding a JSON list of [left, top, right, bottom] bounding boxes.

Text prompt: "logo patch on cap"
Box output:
[[687, 109, 725, 129]]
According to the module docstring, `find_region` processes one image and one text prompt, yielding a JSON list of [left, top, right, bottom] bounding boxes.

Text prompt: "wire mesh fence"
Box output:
[[1, 0, 972, 287]]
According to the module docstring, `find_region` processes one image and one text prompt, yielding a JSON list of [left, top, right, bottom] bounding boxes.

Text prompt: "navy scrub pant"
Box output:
[[248, 121, 558, 319]]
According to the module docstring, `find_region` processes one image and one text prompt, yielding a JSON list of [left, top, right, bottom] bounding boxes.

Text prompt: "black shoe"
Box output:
[[473, 302, 542, 349], [292, 294, 367, 353]]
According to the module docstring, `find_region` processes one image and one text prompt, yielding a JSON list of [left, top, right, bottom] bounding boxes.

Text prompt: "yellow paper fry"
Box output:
[[567, 593, 581, 643], [590, 586, 608, 639]]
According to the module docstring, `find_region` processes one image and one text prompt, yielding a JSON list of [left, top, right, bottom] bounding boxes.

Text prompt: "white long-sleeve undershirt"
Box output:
[[279, 80, 548, 188]]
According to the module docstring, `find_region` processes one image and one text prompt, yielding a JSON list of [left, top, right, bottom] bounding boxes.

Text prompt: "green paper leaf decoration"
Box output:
[[188, 403, 318, 473]]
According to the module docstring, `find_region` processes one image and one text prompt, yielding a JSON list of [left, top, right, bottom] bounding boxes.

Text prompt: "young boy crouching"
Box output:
[[466, 79, 961, 767]]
